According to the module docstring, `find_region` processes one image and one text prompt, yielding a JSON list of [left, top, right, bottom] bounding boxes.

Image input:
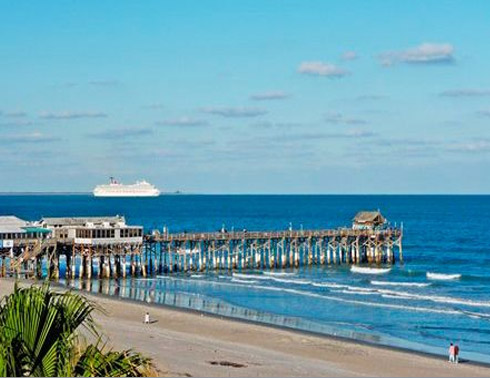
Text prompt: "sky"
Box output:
[[1, 0, 490, 194]]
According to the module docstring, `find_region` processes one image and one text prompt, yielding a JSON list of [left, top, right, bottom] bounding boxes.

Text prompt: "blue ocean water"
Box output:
[[1, 195, 490, 362]]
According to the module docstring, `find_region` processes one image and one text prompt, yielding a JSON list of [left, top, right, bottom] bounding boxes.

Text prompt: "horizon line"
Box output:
[[0, 192, 489, 196]]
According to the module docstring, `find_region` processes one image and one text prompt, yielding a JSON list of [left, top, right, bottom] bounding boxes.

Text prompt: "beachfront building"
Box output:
[[352, 211, 386, 230], [39, 216, 143, 244], [37, 215, 144, 279], [0, 216, 52, 276]]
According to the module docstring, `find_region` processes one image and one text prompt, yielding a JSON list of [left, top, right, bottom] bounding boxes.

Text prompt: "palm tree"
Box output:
[[0, 283, 152, 377]]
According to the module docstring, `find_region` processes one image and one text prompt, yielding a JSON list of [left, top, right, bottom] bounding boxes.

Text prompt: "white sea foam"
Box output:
[[148, 275, 475, 318], [232, 272, 311, 285], [312, 282, 348, 289], [463, 311, 490, 320], [376, 288, 490, 308], [427, 272, 461, 280], [371, 280, 431, 287], [332, 289, 378, 296], [231, 278, 258, 284], [324, 282, 490, 309], [311, 282, 377, 292], [351, 266, 391, 274], [233, 273, 267, 280], [240, 284, 462, 316], [190, 274, 203, 278], [263, 271, 296, 277], [269, 277, 312, 285]]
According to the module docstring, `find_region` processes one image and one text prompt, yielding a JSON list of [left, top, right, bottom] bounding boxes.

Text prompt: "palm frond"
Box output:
[[0, 283, 153, 377], [74, 340, 152, 377]]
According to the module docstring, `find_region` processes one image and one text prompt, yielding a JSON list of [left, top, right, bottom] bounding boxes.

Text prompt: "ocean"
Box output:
[[1, 195, 489, 362]]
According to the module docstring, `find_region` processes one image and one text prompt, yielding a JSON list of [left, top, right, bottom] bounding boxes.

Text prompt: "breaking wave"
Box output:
[[232, 272, 311, 285], [426, 272, 462, 280], [371, 280, 431, 287], [351, 266, 391, 274], [263, 271, 296, 277], [231, 283, 463, 316], [231, 278, 258, 284]]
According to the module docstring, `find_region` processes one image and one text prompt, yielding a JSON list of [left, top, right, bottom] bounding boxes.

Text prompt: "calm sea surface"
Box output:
[[1, 195, 490, 362]]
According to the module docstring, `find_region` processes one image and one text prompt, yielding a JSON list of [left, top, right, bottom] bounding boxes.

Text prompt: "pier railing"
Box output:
[[147, 227, 402, 243], [2, 225, 403, 280]]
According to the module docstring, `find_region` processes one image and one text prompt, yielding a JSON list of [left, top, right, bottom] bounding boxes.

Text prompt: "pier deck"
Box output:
[[145, 226, 402, 275], [1, 211, 403, 279], [150, 228, 401, 243]]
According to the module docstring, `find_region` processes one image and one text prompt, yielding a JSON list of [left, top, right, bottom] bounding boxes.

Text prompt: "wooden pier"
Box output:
[[0, 211, 403, 279], [145, 226, 402, 274]]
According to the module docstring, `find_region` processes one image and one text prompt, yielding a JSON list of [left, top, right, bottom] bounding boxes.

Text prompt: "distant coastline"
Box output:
[[0, 192, 91, 196], [0, 191, 187, 196], [0, 192, 489, 196]]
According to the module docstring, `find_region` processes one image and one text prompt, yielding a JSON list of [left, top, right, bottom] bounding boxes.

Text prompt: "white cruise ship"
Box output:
[[93, 178, 160, 197]]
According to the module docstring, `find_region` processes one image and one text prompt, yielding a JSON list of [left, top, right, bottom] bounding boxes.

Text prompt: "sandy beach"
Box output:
[[1, 279, 489, 377]]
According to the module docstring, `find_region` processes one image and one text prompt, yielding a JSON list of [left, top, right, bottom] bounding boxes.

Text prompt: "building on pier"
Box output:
[[0, 216, 52, 276], [0, 216, 51, 251], [36, 216, 144, 280], [39, 216, 143, 244], [352, 211, 386, 230], [0, 216, 51, 239]]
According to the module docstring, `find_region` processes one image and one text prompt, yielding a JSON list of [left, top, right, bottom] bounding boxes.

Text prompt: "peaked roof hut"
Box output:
[[352, 211, 386, 229]]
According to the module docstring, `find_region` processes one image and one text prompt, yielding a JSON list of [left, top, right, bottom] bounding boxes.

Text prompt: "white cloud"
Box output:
[[324, 112, 367, 125], [251, 121, 300, 129], [298, 62, 349, 77], [201, 107, 268, 118], [3, 111, 27, 117], [4, 132, 59, 143], [276, 129, 376, 141], [39, 111, 108, 119], [88, 127, 153, 139], [250, 91, 290, 101], [0, 120, 33, 127], [375, 138, 440, 147], [156, 117, 208, 126], [448, 141, 490, 153], [341, 51, 358, 61], [379, 43, 454, 66], [440, 89, 490, 97], [345, 129, 376, 138]]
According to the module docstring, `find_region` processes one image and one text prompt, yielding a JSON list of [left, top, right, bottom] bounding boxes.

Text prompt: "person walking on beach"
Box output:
[[454, 344, 460, 364], [144, 312, 150, 324], [448, 343, 455, 363]]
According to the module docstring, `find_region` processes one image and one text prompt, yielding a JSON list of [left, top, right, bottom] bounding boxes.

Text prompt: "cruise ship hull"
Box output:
[[93, 179, 160, 197], [93, 191, 160, 197]]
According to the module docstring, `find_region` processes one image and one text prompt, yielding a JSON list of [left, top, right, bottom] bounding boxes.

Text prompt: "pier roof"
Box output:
[[41, 216, 125, 227], [0, 216, 29, 233], [353, 211, 385, 224]]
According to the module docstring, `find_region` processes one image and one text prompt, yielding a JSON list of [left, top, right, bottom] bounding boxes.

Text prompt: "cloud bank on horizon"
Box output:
[[0, 0, 489, 193]]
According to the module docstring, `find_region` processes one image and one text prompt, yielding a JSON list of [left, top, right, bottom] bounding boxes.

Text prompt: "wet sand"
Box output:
[[1, 279, 489, 377]]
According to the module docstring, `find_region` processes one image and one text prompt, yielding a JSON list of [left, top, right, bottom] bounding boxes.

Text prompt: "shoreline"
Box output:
[[2, 277, 490, 377], [46, 278, 490, 368]]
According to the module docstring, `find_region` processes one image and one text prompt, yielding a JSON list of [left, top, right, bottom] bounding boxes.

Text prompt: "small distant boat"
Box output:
[[93, 177, 160, 197], [351, 266, 391, 274]]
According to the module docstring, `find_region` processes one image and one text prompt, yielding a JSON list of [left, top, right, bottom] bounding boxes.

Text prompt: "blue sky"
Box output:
[[1, 0, 489, 193]]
